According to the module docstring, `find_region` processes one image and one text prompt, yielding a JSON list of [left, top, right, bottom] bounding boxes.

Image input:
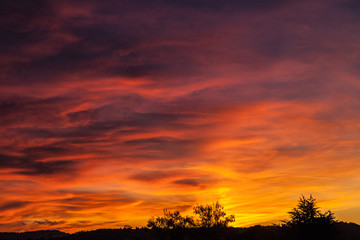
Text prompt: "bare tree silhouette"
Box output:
[[147, 201, 235, 229], [147, 209, 195, 229], [193, 201, 235, 228]]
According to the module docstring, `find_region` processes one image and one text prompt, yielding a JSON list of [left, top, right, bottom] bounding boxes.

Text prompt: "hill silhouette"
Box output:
[[1, 223, 360, 240], [0, 230, 67, 240]]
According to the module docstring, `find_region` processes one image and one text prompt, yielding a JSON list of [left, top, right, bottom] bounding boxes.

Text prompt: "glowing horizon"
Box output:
[[1, 0, 360, 233]]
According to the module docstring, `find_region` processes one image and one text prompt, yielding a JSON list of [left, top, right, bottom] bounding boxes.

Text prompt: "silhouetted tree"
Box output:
[[123, 225, 132, 229], [147, 209, 196, 229], [283, 195, 335, 227], [283, 195, 337, 240], [193, 201, 235, 228]]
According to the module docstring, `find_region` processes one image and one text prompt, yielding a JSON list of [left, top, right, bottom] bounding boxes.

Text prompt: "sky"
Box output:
[[1, 0, 360, 233]]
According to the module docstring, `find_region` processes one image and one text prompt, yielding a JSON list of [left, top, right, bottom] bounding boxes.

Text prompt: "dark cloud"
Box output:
[[0, 96, 77, 126], [31, 220, 66, 226], [133, 112, 195, 125], [123, 137, 201, 160], [0, 0, 290, 86], [340, 0, 360, 13], [167, 76, 329, 113], [162, 0, 286, 11], [0, 180, 39, 188], [7, 27, 141, 83], [18, 122, 128, 140], [173, 178, 201, 186], [53, 192, 137, 212], [0, 201, 31, 211], [173, 176, 220, 188], [0, 0, 54, 48], [0, 221, 26, 230], [0, 153, 77, 176], [129, 170, 174, 182], [60, 0, 287, 18], [125, 137, 183, 145], [15, 161, 76, 176], [66, 105, 133, 123], [59, 220, 120, 230], [125, 137, 201, 159], [275, 145, 313, 157], [65, 99, 195, 126], [23, 144, 70, 157], [106, 0, 287, 11], [0, 0, 52, 20], [108, 64, 169, 78], [20, 142, 90, 163], [259, 78, 326, 101], [16, 108, 198, 145]]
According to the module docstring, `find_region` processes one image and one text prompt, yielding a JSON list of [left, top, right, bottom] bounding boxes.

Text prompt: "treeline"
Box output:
[[1, 195, 360, 240], [141, 195, 340, 239], [10, 222, 359, 240], [62, 195, 358, 240], [147, 195, 336, 229]]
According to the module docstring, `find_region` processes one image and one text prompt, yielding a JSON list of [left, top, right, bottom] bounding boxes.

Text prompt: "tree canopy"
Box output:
[[284, 195, 336, 227], [147, 209, 195, 229], [147, 201, 235, 229], [193, 201, 235, 228]]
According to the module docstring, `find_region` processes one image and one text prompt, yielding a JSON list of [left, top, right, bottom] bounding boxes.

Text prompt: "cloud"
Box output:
[[124, 137, 200, 158], [0, 96, 75, 126], [129, 170, 174, 182], [31, 220, 66, 226], [54, 192, 137, 212], [122, 0, 286, 11], [0, 153, 77, 176], [340, 0, 360, 14], [0, 201, 31, 211], [173, 179, 201, 187], [0, 180, 39, 188], [0, 0, 290, 87]]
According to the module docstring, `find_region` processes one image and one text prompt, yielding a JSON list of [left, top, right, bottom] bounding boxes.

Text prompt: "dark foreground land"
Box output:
[[1, 222, 360, 240]]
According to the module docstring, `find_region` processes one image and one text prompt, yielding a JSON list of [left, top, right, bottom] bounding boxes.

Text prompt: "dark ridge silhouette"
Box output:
[[1, 224, 360, 240], [1, 196, 360, 240], [0, 230, 68, 240]]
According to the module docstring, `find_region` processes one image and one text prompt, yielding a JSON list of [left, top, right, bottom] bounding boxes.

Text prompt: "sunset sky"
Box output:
[[1, 0, 360, 233]]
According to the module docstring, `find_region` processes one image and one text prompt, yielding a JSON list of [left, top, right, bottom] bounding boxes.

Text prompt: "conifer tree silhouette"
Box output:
[[284, 195, 335, 226]]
